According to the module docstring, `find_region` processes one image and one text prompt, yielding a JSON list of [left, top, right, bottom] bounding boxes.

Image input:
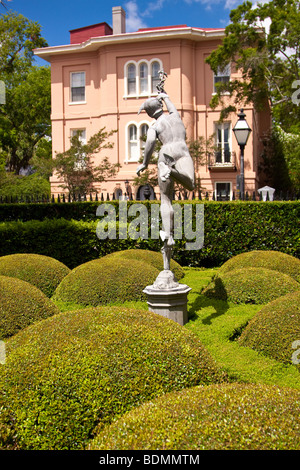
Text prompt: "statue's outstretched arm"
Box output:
[[158, 92, 179, 116]]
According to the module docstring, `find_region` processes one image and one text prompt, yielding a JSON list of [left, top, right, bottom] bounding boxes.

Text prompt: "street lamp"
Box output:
[[233, 109, 252, 200]]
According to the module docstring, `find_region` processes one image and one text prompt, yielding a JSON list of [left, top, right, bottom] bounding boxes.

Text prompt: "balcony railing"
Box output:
[[208, 150, 236, 170]]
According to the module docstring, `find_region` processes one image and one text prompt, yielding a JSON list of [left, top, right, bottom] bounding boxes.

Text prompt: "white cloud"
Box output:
[[124, 1, 147, 32]]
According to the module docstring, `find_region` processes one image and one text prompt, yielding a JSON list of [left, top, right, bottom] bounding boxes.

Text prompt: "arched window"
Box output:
[[140, 123, 149, 155], [128, 124, 138, 161], [126, 122, 150, 162], [127, 63, 136, 96], [124, 59, 163, 98], [139, 62, 148, 94], [151, 61, 160, 93]]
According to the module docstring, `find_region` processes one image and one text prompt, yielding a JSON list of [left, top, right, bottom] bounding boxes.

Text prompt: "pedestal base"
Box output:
[[143, 270, 191, 326]]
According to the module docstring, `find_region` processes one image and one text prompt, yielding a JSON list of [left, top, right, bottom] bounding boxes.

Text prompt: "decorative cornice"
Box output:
[[34, 27, 226, 62]]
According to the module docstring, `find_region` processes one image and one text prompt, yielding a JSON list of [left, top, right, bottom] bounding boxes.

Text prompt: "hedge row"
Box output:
[[0, 201, 299, 268]]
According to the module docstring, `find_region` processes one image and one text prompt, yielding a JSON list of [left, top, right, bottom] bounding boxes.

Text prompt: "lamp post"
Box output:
[[233, 109, 252, 200]]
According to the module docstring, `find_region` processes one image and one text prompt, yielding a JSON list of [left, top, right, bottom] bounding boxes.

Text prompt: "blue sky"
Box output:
[[1, 0, 260, 64]]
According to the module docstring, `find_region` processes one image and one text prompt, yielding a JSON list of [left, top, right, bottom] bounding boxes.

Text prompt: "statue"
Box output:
[[136, 71, 195, 278]]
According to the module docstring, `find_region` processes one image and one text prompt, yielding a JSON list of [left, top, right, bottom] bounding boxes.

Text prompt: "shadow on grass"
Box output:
[[188, 276, 229, 324], [188, 293, 230, 324]]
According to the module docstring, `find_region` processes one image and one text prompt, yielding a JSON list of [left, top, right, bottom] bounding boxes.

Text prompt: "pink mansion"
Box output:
[[35, 6, 271, 201]]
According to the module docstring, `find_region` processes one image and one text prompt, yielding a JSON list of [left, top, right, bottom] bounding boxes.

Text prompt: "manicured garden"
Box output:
[[0, 248, 299, 450]]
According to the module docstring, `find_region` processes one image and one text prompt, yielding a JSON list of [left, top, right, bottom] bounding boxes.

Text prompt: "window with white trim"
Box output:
[[213, 64, 230, 93], [124, 59, 162, 98], [126, 122, 150, 162], [215, 122, 231, 164], [71, 129, 87, 169], [127, 63, 136, 96], [70, 72, 86, 103], [215, 182, 232, 201]]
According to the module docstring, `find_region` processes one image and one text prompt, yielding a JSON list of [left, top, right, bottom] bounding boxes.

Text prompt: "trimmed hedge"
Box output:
[[219, 250, 300, 282], [239, 290, 300, 367], [89, 383, 300, 450], [53, 257, 160, 306], [0, 306, 226, 450], [102, 249, 184, 280], [0, 253, 70, 297], [0, 275, 60, 339], [0, 201, 299, 268], [203, 267, 300, 304]]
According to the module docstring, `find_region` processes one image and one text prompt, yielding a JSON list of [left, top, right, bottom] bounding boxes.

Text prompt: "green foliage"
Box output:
[[185, 267, 300, 388], [203, 267, 299, 304], [0, 11, 48, 75], [54, 128, 120, 197], [206, 0, 300, 131], [0, 172, 50, 199], [0, 253, 70, 297], [30, 137, 53, 180], [89, 382, 300, 450], [102, 249, 184, 280], [53, 257, 160, 306], [0, 275, 59, 339], [0, 306, 225, 449], [219, 249, 300, 282], [1, 65, 51, 174], [0, 201, 299, 269], [259, 126, 300, 192], [239, 290, 300, 367]]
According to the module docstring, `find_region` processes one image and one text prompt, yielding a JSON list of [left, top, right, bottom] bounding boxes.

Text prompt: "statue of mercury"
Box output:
[[136, 89, 195, 271]]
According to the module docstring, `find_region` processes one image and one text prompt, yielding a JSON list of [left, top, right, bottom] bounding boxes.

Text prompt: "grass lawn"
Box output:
[[53, 266, 300, 390]]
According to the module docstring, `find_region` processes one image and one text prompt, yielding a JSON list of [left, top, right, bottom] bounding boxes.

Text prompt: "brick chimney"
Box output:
[[112, 6, 126, 34]]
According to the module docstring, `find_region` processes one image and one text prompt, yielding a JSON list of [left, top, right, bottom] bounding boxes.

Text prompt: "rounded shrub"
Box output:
[[0, 253, 70, 298], [54, 257, 160, 306], [0, 275, 60, 339], [219, 250, 300, 282], [0, 306, 226, 450], [239, 290, 300, 366], [88, 383, 300, 450], [203, 267, 300, 304], [102, 249, 184, 280]]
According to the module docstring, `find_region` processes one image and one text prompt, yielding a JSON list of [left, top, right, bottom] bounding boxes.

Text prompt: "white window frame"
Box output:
[[213, 63, 231, 94], [70, 128, 87, 170], [125, 121, 150, 162], [215, 181, 232, 201], [124, 59, 163, 99], [214, 122, 232, 165], [70, 71, 86, 104]]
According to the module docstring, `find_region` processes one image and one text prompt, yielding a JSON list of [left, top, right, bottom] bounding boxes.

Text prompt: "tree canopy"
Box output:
[[206, 0, 300, 133], [53, 128, 120, 197], [0, 11, 50, 174]]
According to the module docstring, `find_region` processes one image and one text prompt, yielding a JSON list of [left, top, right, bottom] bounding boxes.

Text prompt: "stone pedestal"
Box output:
[[143, 270, 191, 326]]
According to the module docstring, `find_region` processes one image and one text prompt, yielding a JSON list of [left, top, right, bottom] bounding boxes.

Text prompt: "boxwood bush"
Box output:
[[219, 250, 300, 282], [102, 249, 184, 280], [239, 290, 300, 367], [203, 267, 300, 304], [0, 253, 70, 297], [0, 275, 60, 339], [54, 257, 160, 306], [0, 306, 226, 450], [88, 383, 300, 450], [0, 201, 299, 269]]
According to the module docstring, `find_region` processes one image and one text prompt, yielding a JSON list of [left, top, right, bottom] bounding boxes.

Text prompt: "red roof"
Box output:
[[70, 22, 112, 44], [138, 25, 224, 32]]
